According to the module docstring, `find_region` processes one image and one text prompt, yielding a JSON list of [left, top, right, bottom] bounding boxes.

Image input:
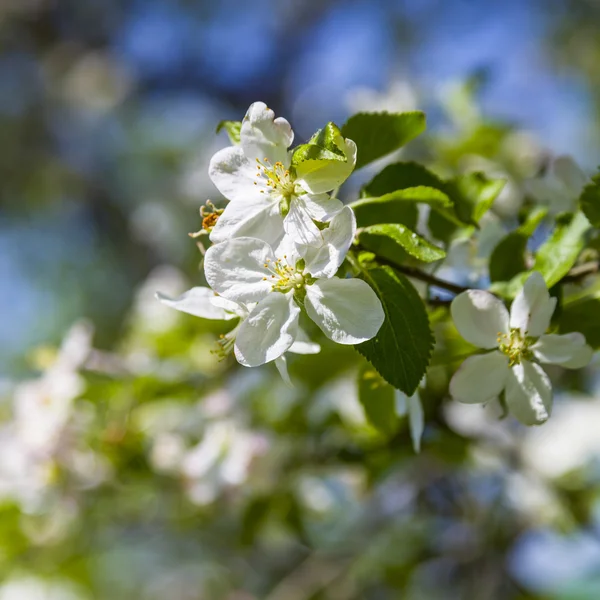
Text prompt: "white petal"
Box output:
[[510, 271, 556, 337], [233, 292, 299, 367], [209, 194, 284, 247], [532, 333, 593, 369], [394, 390, 407, 416], [284, 196, 323, 247], [209, 145, 267, 204], [301, 206, 356, 278], [554, 155, 588, 196], [155, 288, 238, 321], [272, 234, 301, 265], [210, 295, 248, 318], [300, 193, 344, 222], [288, 327, 321, 354], [274, 355, 293, 387], [449, 351, 510, 404], [451, 290, 509, 349], [204, 238, 274, 303], [296, 137, 357, 194], [505, 361, 552, 425], [240, 102, 293, 165], [526, 178, 563, 208], [304, 278, 384, 344], [408, 394, 424, 453]]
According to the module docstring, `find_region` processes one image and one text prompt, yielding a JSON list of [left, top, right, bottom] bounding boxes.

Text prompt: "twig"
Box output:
[[562, 261, 599, 283], [374, 257, 471, 295]]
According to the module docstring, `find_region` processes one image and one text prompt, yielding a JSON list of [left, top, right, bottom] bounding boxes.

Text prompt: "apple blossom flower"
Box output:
[[0, 322, 110, 512], [208, 101, 356, 247], [203, 206, 385, 366], [526, 155, 588, 213], [155, 286, 320, 379], [179, 419, 269, 506], [449, 271, 593, 425]]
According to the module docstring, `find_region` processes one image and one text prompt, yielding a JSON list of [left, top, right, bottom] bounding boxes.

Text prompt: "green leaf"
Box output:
[[358, 223, 446, 264], [360, 161, 446, 198], [534, 211, 590, 287], [216, 120, 241, 144], [291, 122, 354, 190], [357, 365, 398, 435], [291, 122, 347, 165], [579, 170, 600, 228], [448, 172, 506, 225], [559, 291, 600, 348], [355, 266, 433, 395], [491, 211, 591, 298], [428, 172, 505, 244], [341, 112, 426, 170], [489, 206, 548, 282], [350, 187, 452, 229]]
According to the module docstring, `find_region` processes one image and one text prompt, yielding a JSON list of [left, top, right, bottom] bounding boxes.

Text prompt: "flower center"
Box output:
[[212, 324, 240, 360], [202, 212, 219, 231], [497, 328, 534, 366], [190, 200, 223, 238], [255, 157, 298, 200], [262, 256, 306, 293]]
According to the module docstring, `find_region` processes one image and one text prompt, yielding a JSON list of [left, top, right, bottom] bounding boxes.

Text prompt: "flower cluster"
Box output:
[[157, 102, 384, 375], [449, 271, 593, 425]]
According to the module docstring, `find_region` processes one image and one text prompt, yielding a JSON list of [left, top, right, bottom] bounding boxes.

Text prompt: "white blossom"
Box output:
[[156, 284, 320, 377], [208, 101, 356, 247], [526, 155, 589, 213], [0, 323, 109, 512], [180, 419, 269, 506], [0, 576, 87, 600], [449, 271, 593, 425], [203, 207, 384, 366]]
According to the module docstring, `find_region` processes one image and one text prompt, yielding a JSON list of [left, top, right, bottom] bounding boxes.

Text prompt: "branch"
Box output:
[[364, 254, 470, 295], [562, 261, 599, 283]]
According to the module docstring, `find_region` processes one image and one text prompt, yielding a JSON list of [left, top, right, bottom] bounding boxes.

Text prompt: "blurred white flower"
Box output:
[[0, 323, 108, 512], [522, 399, 600, 478], [180, 420, 269, 506], [395, 385, 424, 453], [0, 576, 87, 600], [345, 80, 418, 114], [150, 432, 187, 474], [450, 272, 593, 424], [526, 155, 589, 213]]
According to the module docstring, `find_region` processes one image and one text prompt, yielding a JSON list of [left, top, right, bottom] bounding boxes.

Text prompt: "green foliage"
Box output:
[[428, 172, 505, 244], [291, 122, 347, 165], [559, 291, 600, 348], [351, 187, 452, 229], [357, 365, 398, 435], [534, 211, 590, 287], [341, 111, 426, 169], [579, 169, 600, 228], [355, 266, 433, 395], [448, 172, 506, 225], [291, 122, 355, 189], [353, 162, 451, 229], [492, 211, 590, 297], [358, 223, 446, 264], [489, 206, 548, 282], [216, 120, 241, 144], [360, 161, 446, 197]]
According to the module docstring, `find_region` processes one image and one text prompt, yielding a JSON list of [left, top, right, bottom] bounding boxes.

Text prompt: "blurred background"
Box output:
[[2, 0, 600, 598]]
